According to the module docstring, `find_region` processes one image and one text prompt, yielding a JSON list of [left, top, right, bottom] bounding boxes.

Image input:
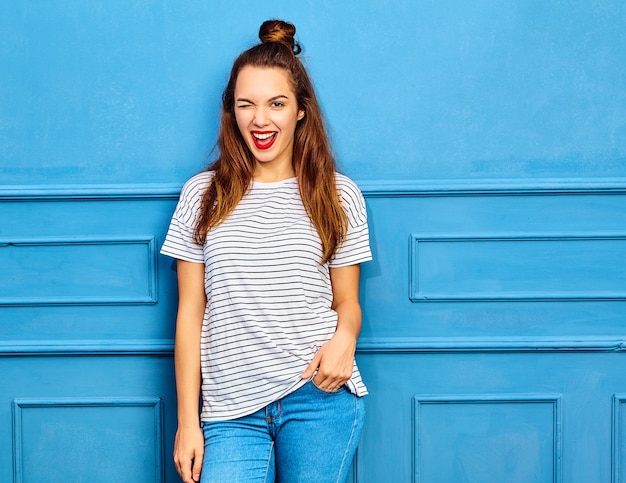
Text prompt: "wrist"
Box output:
[[177, 415, 201, 428], [334, 326, 358, 341]]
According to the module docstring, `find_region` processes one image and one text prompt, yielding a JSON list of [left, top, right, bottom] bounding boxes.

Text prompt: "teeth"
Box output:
[[252, 132, 276, 140]]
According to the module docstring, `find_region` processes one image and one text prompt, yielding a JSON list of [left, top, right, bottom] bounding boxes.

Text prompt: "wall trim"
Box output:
[[358, 177, 626, 196], [412, 394, 562, 483], [356, 336, 626, 353], [2, 177, 626, 200], [613, 394, 626, 483], [0, 339, 175, 356], [12, 397, 163, 483], [409, 232, 626, 302], [0, 235, 158, 306], [0, 183, 182, 200], [2, 337, 626, 356]]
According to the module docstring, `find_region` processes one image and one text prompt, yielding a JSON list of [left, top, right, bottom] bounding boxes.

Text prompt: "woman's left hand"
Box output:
[[302, 329, 356, 391]]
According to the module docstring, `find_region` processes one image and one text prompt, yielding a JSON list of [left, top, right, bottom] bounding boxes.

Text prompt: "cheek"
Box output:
[[234, 112, 249, 136], [280, 113, 300, 133]]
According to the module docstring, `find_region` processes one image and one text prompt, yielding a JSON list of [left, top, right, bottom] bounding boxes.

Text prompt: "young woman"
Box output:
[[161, 19, 372, 483]]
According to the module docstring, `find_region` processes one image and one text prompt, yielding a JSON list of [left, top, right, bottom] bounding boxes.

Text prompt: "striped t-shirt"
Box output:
[[161, 171, 372, 421]]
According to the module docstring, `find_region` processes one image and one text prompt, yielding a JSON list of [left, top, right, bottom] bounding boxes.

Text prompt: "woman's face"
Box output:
[[234, 66, 304, 177]]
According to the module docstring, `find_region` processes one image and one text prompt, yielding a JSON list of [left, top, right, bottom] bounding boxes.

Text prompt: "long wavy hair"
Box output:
[[193, 19, 347, 264]]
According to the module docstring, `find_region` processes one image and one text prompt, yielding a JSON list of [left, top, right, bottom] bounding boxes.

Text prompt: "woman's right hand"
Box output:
[[174, 425, 205, 482], [173, 260, 206, 482]]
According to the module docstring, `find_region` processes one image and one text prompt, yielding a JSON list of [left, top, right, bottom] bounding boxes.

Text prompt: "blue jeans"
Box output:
[[199, 380, 365, 483]]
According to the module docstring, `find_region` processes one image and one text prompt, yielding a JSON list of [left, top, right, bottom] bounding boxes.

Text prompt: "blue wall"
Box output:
[[2, 1, 625, 185], [2, 1, 626, 482]]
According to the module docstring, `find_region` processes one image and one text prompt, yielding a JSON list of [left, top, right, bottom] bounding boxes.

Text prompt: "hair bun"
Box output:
[[259, 19, 301, 55]]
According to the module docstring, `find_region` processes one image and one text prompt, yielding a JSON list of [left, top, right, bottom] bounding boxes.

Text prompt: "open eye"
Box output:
[[271, 101, 285, 108]]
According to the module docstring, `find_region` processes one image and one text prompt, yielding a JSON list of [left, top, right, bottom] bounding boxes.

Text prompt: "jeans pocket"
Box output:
[[310, 378, 345, 394]]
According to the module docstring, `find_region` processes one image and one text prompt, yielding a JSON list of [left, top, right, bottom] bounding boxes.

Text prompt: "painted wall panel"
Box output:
[[1, 187, 625, 482], [413, 395, 560, 483], [356, 351, 623, 483], [0, 237, 157, 305], [410, 234, 626, 301], [614, 395, 626, 483], [0, 355, 177, 483], [0, 196, 179, 341], [13, 398, 163, 483], [359, 191, 626, 339]]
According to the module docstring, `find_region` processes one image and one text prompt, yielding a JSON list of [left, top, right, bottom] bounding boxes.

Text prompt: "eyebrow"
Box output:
[[235, 95, 290, 103]]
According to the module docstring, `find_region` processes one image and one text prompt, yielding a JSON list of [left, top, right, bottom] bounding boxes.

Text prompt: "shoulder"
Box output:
[[334, 172, 367, 225], [179, 170, 214, 202], [334, 172, 365, 205], [334, 172, 359, 190]]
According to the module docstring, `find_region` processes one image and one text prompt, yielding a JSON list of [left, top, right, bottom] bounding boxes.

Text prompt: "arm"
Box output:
[[173, 259, 206, 483], [302, 264, 362, 391]]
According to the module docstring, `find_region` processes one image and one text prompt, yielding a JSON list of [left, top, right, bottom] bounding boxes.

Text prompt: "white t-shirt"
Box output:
[[161, 171, 372, 421]]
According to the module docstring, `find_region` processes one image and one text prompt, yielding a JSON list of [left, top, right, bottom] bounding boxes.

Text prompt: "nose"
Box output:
[[253, 106, 269, 127]]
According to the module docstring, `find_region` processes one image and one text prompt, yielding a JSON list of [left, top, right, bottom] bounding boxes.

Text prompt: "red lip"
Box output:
[[251, 131, 277, 150]]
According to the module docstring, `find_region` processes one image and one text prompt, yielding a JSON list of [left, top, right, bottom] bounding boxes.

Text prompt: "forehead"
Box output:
[[234, 66, 295, 98]]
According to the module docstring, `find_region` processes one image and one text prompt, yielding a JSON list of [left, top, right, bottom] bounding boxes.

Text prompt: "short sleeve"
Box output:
[[329, 174, 373, 268], [160, 172, 213, 264]]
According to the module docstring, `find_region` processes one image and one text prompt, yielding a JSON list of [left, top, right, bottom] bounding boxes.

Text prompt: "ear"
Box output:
[[297, 109, 305, 121]]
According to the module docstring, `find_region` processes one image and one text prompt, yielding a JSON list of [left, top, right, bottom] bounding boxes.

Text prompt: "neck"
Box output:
[[253, 162, 295, 183]]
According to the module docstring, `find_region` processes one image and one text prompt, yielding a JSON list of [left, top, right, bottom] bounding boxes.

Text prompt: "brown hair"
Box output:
[[193, 19, 347, 264]]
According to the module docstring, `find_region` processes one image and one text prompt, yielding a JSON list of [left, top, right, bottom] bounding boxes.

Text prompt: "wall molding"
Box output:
[[0, 236, 158, 306], [2, 337, 626, 356], [356, 336, 626, 353], [409, 232, 626, 302], [0, 339, 175, 356], [12, 397, 163, 483], [358, 177, 626, 196], [2, 177, 626, 200], [0, 183, 181, 200], [613, 394, 626, 483], [412, 394, 562, 483]]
